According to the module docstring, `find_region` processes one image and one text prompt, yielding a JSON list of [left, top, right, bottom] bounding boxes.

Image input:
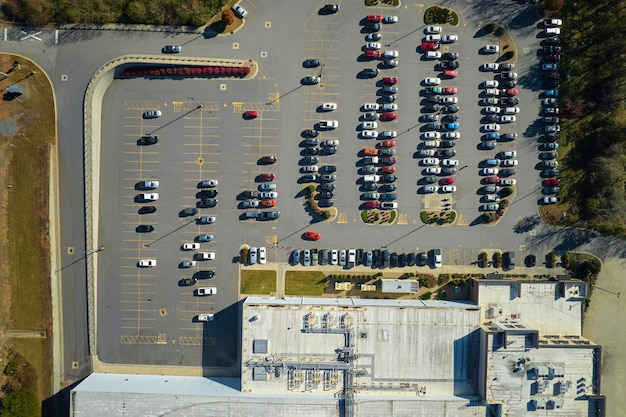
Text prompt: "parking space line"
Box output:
[[121, 282, 157, 286], [123, 169, 159, 172]]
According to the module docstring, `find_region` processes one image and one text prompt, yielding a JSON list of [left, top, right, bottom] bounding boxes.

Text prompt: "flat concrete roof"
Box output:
[[474, 281, 584, 335]]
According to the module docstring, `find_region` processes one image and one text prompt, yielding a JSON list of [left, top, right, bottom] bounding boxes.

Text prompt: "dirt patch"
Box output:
[[0, 53, 55, 401]]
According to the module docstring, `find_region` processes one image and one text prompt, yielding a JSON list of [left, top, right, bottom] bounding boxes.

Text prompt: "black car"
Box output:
[[444, 114, 459, 122], [440, 140, 456, 148], [526, 254, 537, 267], [501, 80, 516, 88], [365, 22, 381, 31], [500, 168, 517, 176], [426, 95, 442, 103], [372, 249, 381, 267], [441, 52, 458, 60], [194, 270, 215, 279], [422, 114, 438, 122], [138, 205, 157, 214], [324, 4, 339, 13], [398, 254, 407, 267], [423, 176, 438, 184], [319, 199, 334, 207], [198, 199, 218, 208], [406, 253, 416, 266], [441, 167, 456, 175], [303, 147, 320, 155], [484, 114, 498, 122], [319, 165, 336, 173], [543, 107, 559, 115], [303, 129, 319, 137], [381, 94, 396, 102], [303, 59, 321, 68], [259, 211, 280, 220], [544, 37, 560, 45], [363, 68, 380, 77], [500, 133, 517, 141], [198, 189, 218, 198], [499, 63, 515, 70], [136, 225, 154, 233], [481, 141, 496, 150], [417, 252, 428, 266], [318, 191, 333, 199], [178, 278, 198, 286], [320, 183, 336, 191], [381, 174, 397, 182], [440, 61, 459, 69], [362, 183, 377, 191], [424, 104, 440, 112], [380, 184, 397, 192], [544, 134, 559, 142], [390, 253, 398, 267], [380, 193, 397, 201], [540, 151, 558, 160], [321, 147, 337, 155], [502, 97, 520, 105], [436, 149, 456, 158], [444, 105, 459, 113], [544, 45, 562, 54], [138, 135, 159, 145], [303, 156, 319, 164]]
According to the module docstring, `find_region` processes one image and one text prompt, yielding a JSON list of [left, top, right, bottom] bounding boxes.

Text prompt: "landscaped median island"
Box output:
[[360, 209, 396, 225], [420, 209, 456, 226], [480, 186, 516, 225], [304, 184, 335, 221], [424, 6, 459, 26]]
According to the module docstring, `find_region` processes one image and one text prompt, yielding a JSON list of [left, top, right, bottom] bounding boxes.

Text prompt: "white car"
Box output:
[[442, 97, 458, 104], [499, 178, 516, 186], [196, 287, 217, 296], [232, 3, 248, 18], [426, 51, 441, 59], [197, 313, 214, 322], [198, 216, 216, 224], [260, 191, 278, 199], [441, 185, 456, 193], [499, 115, 516, 123], [485, 88, 500, 96], [499, 150, 517, 158], [545, 18, 562, 27], [322, 103, 337, 111], [140, 180, 159, 189], [485, 106, 501, 114], [363, 103, 379, 111], [442, 132, 460, 139], [425, 167, 441, 175], [480, 168, 499, 175], [381, 202, 398, 209], [425, 25, 442, 34], [484, 80, 499, 88], [434, 250, 442, 268], [381, 103, 398, 111], [484, 194, 500, 202], [183, 242, 200, 250], [143, 110, 161, 118], [181, 260, 197, 268], [383, 15, 398, 23], [422, 158, 440, 166], [484, 45, 499, 53], [139, 193, 159, 201], [425, 34, 441, 42], [423, 132, 441, 139], [545, 27, 561, 35], [302, 165, 318, 173], [417, 149, 435, 157], [258, 247, 267, 264], [424, 77, 441, 86], [381, 50, 399, 58], [242, 200, 259, 208], [482, 63, 499, 71], [361, 121, 378, 129], [330, 250, 339, 265], [138, 259, 157, 267], [361, 130, 379, 139], [380, 131, 397, 138], [542, 98, 558, 106], [423, 185, 439, 193], [501, 159, 518, 166], [442, 159, 459, 166], [321, 139, 339, 147], [365, 42, 381, 50], [504, 107, 520, 114], [442, 35, 458, 43], [484, 124, 500, 132], [197, 252, 216, 261], [543, 196, 558, 204], [199, 179, 218, 187]]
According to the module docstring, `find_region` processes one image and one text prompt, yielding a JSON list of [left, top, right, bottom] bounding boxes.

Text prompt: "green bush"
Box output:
[[420, 211, 429, 223], [4, 358, 18, 376], [437, 274, 450, 286], [307, 184, 316, 194], [418, 274, 437, 288], [437, 290, 447, 300], [481, 213, 493, 223], [420, 291, 432, 300], [0, 388, 39, 417], [323, 210, 331, 219]]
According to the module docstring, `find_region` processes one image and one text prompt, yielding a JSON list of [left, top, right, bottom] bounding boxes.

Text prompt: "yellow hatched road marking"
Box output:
[[397, 214, 407, 224], [178, 337, 215, 346], [120, 335, 158, 344], [337, 212, 347, 224], [157, 333, 168, 344], [457, 214, 467, 226], [124, 100, 160, 110]]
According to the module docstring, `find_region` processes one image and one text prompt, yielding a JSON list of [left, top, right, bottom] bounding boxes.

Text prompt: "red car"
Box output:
[[504, 88, 518, 96], [261, 199, 276, 207], [382, 76, 398, 85], [544, 178, 560, 186], [261, 155, 277, 164], [243, 110, 258, 119], [485, 176, 500, 184], [440, 177, 455, 185], [443, 70, 458, 78], [367, 15, 382, 22], [365, 201, 381, 209], [365, 50, 381, 59], [442, 87, 457, 95], [381, 157, 397, 165], [422, 41, 439, 51], [259, 173, 276, 182], [379, 140, 396, 148], [380, 112, 397, 121], [304, 231, 321, 240], [381, 166, 396, 174]]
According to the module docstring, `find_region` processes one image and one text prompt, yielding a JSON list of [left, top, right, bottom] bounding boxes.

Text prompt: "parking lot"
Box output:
[[95, 1, 552, 366]]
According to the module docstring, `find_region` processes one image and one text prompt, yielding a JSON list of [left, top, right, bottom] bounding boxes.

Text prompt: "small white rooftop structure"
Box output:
[[380, 278, 419, 293]]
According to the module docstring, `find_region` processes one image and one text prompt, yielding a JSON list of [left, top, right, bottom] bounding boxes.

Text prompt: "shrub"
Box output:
[[548, 252, 557, 268], [437, 274, 450, 286], [4, 357, 18, 376], [222, 9, 235, 25], [479, 252, 488, 268], [437, 290, 447, 300], [240, 247, 249, 264], [420, 291, 432, 300], [324, 210, 332, 219], [499, 187, 513, 197], [481, 213, 493, 223], [493, 252, 502, 268], [420, 211, 429, 223], [561, 253, 571, 269], [499, 199, 510, 210], [0, 388, 39, 417], [418, 274, 437, 288]]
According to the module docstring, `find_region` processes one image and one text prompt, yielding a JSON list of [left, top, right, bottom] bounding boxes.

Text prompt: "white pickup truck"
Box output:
[[319, 120, 339, 129], [196, 287, 217, 296]]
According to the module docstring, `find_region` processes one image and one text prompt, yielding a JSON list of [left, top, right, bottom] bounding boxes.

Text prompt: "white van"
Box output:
[[363, 175, 380, 183]]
